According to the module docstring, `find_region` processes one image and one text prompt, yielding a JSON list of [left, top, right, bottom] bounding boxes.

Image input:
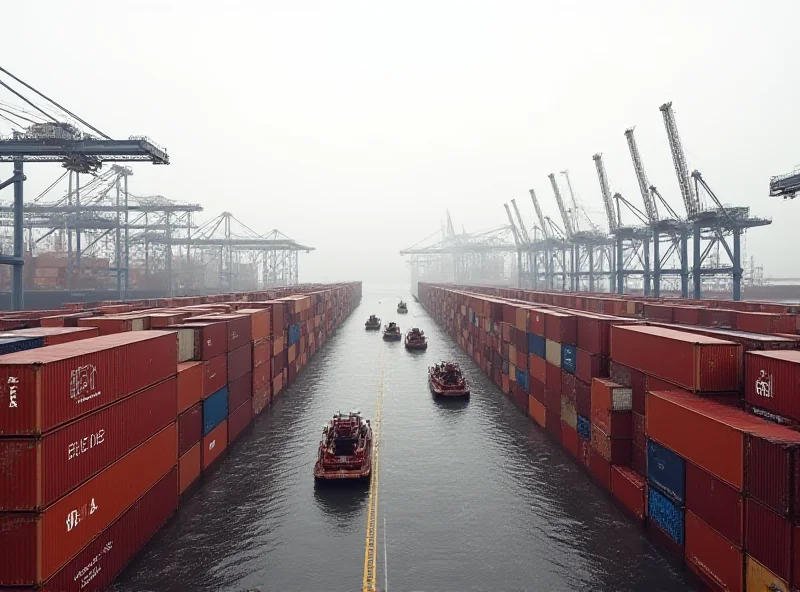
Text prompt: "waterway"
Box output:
[[111, 285, 700, 592]]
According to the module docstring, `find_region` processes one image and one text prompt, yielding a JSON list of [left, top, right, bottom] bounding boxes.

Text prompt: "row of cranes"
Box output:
[[504, 101, 771, 301]]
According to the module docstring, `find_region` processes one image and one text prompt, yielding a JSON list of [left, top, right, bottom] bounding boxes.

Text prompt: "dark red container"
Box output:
[[227, 344, 252, 383], [288, 359, 297, 384], [575, 348, 608, 384], [272, 350, 287, 378], [561, 421, 579, 457], [530, 378, 545, 404], [0, 331, 177, 436], [76, 317, 132, 336], [178, 402, 203, 457], [252, 362, 269, 393], [745, 426, 800, 519], [609, 360, 632, 387], [0, 424, 176, 586], [252, 338, 271, 368], [0, 377, 176, 511], [192, 314, 252, 352], [590, 448, 612, 490], [511, 382, 528, 412], [561, 370, 576, 403], [632, 442, 646, 476], [630, 368, 645, 414], [745, 351, 800, 423], [735, 311, 795, 335], [545, 362, 561, 395], [253, 386, 270, 415], [172, 321, 227, 360], [39, 467, 178, 592], [575, 379, 591, 417], [202, 419, 227, 470], [673, 306, 702, 326], [545, 409, 561, 443], [591, 425, 631, 464], [544, 311, 577, 345], [203, 355, 227, 398], [544, 387, 560, 412], [611, 325, 741, 393], [578, 437, 591, 468], [685, 461, 743, 547], [179, 442, 201, 495], [228, 399, 253, 444], [610, 466, 645, 520], [699, 307, 733, 328], [745, 498, 792, 582], [632, 412, 645, 449], [685, 511, 744, 592], [177, 361, 203, 414], [644, 303, 674, 322]]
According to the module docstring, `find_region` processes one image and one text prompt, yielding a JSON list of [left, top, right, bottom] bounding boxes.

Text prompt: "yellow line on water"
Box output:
[[362, 351, 384, 592]]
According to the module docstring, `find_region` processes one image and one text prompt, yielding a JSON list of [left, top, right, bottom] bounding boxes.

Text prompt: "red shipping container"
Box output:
[[530, 378, 545, 405], [228, 399, 253, 444], [643, 303, 674, 322], [611, 325, 741, 393], [176, 361, 203, 414], [685, 511, 744, 592], [0, 377, 176, 512], [745, 426, 800, 519], [0, 424, 176, 586], [192, 314, 251, 352], [544, 387, 560, 412], [630, 368, 645, 414], [699, 308, 733, 328], [227, 344, 252, 383], [746, 498, 792, 582], [794, 525, 800, 589], [170, 322, 227, 360], [591, 425, 632, 464], [590, 448, 612, 490], [202, 419, 227, 470], [148, 312, 191, 328], [272, 373, 284, 399], [686, 461, 743, 547], [203, 355, 227, 398], [673, 305, 702, 326], [76, 317, 132, 336], [179, 442, 201, 495], [252, 362, 269, 393], [735, 311, 795, 335], [516, 350, 527, 371], [646, 390, 756, 490], [746, 351, 800, 423], [237, 308, 271, 341], [578, 437, 591, 468], [544, 310, 577, 345], [561, 371, 576, 403], [0, 331, 177, 436], [632, 412, 645, 449], [545, 409, 561, 443], [252, 338, 271, 368], [575, 379, 591, 417], [39, 467, 177, 592], [609, 360, 632, 387], [561, 421, 579, 457], [545, 362, 561, 395], [575, 348, 607, 384], [0, 327, 99, 346], [610, 466, 645, 520], [632, 442, 646, 476], [529, 309, 546, 336], [529, 354, 546, 383], [177, 402, 202, 457], [591, 378, 632, 435], [253, 386, 270, 415]]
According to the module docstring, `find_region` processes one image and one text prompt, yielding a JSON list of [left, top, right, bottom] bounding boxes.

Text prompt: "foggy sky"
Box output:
[[2, 1, 799, 284]]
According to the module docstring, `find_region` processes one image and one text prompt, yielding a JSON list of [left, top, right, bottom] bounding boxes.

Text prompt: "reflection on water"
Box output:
[[313, 481, 370, 528]]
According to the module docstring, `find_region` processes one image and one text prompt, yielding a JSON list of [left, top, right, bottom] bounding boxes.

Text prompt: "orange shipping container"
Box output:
[[237, 308, 271, 341], [176, 361, 204, 414], [178, 442, 201, 495], [528, 396, 545, 427], [201, 419, 227, 470], [685, 511, 743, 592]]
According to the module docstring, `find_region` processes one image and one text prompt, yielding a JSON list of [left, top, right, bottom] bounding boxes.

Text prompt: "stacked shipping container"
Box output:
[[0, 282, 361, 591]]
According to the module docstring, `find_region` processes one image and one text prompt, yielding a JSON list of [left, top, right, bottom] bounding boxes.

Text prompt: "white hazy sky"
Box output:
[[2, 1, 799, 283]]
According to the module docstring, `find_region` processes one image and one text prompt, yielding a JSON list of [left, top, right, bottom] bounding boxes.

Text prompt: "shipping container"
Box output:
[[237, 308, 271, 341], [576, 415, 591, 441], [528, 332, 546, 359], [744, 426, 800, 519], [0, 327, 99, 346], [530, 378, 545, 405], [745, 350, 800, 423], [529, 309, 546, 336], [648, 486, 684, 546], [745, 497, 792, 582], [685, 461, 743, 547], [631, 442, 646, 477], [545, 362, 561, 397], [745, 556, 789, 592], [575, 379, 591, 417], [561, 344, 577, 374], [591, 426, 631, 465], [575, 349, 607, 384], [252, 338, 271, 368], [0, 424, 176, 586], [735, 311, 795, 335], [228, 371, 253, 413], [560, 396, 577, 429], [561, 421, 579, 457], [544, 311, 577, 345], [545, 339, 561, 367], [590, 379, 632, 436], [632, 412, 645, 449], [0, 331, 177, 436], [202, 387, 228, 436], [169, 322, 227, 361], [529, 354, 546, 383], [610, 466, 645, 520], [176, 361, 203, 414], [202, 419, 228, 470], [228, 399, 253, 444], [227, 344, 252, 383], [178, 402, 203, 457], [252, 362, 269, 393], [0, 335, 45, 355], [253, 386, 270, 415], [578, 437, 591, 468], [203, 355, 227, 397], [611, 325, 741, 393], [191, 314, 252, 352], [179, 442, 201, 495], [589, 448, 611, 490], [647, 438, 685, 504], [76, 317, 132, 336], [545, 409, 561, 442], [684, 511, 743, 592], [528, 396, 546, 427]]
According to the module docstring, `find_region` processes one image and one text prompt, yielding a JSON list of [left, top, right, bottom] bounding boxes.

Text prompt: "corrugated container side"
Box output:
[[202, 419, 228, 470], [561, 371, 576, 402], [179, 442, 201, 495], [561, 344, 577, 374], [228, 399, 253, 444], [591, 425, 631, 464], [589, 448, 611, 490], [173, 327, 196, 362], [528, 333, 546, 359], [745, 350, 800, 423], [647, 438, 685, 504], [745, 428, 800, 519], [648, 486, 685, 546], [528, 396, 546, 427], [228, 372, 253, 412], [632, 412, 645, 449], [685, 461, 743, 547], [40, 467, 178, 592], [561, 421, 579, 457], [745, 497, 792, 582], [575, 379, 590, 417], [684, 511, 743, 592], [746, 556, 790, 592], [178, 402, 203, 457], [176, 361, 203, 414], [0, 424, 177, 586], [545, 362, 561, 397], [544, 387, 560, 412], [545, 409, 561, 442], [529, 354, 546, 383], [202, 387, 228, 435], [252, 338, 271, 368], [632, 442, 646, 477], [576, 349, 607, 384], [545, 339, 561, 367], [226, 344, 252, 384], [544, 311, 577, 345], [578, 437, 591, 468], [253, 386, 270, 415], [203, 355, 227, 397], [252, 362, 269, 393], [560, 396, 577, 429], [576, 415, 591, 441], [610, 466, 645, 520]]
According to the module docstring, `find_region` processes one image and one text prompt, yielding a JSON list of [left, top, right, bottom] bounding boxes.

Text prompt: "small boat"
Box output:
[[405, 327, 428, 350], [314, 410, 374, 481], [397, 300, 408, 314], [365, 314, 381, 330], [383, 322, 402, 341], [429, 361, 470, 397]]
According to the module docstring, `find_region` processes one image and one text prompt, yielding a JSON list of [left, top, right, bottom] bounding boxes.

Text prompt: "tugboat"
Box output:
[[429, 361, 470, 397], [397, 300, 408, 314], [314, 410, 373, 481], [405, 327, 428, 350], [365, 314, 381, 330], [383, 321, 402, 341]]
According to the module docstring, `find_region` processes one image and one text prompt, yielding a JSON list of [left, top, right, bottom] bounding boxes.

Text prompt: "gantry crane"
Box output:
[[528, 188, 561, 289], [770, 167, 800, 199], [504, 202, 525, 286]]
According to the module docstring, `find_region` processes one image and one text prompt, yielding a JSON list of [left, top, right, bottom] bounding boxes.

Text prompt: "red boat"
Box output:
[[314, 410, 374, 480], [405, 327, 427, 350], [429, 361, 470, 397]]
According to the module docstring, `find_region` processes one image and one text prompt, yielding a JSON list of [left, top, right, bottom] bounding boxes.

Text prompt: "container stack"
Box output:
[[419, 282, 800, 591], [0, 282, 361, 591]]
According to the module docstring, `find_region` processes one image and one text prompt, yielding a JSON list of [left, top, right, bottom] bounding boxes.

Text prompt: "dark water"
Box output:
[[111, 286, 700, 592]]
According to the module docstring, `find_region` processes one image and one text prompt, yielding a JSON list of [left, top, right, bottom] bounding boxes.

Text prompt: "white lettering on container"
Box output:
[[69, 364, 101, 404], [208, 439, 216, 451], [73, 539, 113, 588], [7, 376, 18, 408], [65, 498, 99, 532], [231, 330, 238, 341], [68, 428, 105, 460], [755, 370, 773, 399]]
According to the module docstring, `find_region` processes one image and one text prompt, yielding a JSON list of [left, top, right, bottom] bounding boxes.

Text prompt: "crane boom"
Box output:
[[510, 199, 531, 244], [528, 188, 549, 239], [548, 173, 574, 237], [446, 209, 456, 238], [592, 153, 618, 232], [560, 170, 581, 231], [659, 101, 700, 218], [624, 127, 659, 222], [503, 203, 521, 246]]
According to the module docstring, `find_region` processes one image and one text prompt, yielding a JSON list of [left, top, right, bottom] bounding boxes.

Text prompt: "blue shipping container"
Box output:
[[561, 344, 577, 375], [0, 336, 44, 356], [648, 486, 685, 546], [576, 415, 591, 441], [516, 369, 529, 392], [203, 387, 229, 435], [528, 333, 546, 359], [288, 323, 301, 346], [647, 439, 685, 504]]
